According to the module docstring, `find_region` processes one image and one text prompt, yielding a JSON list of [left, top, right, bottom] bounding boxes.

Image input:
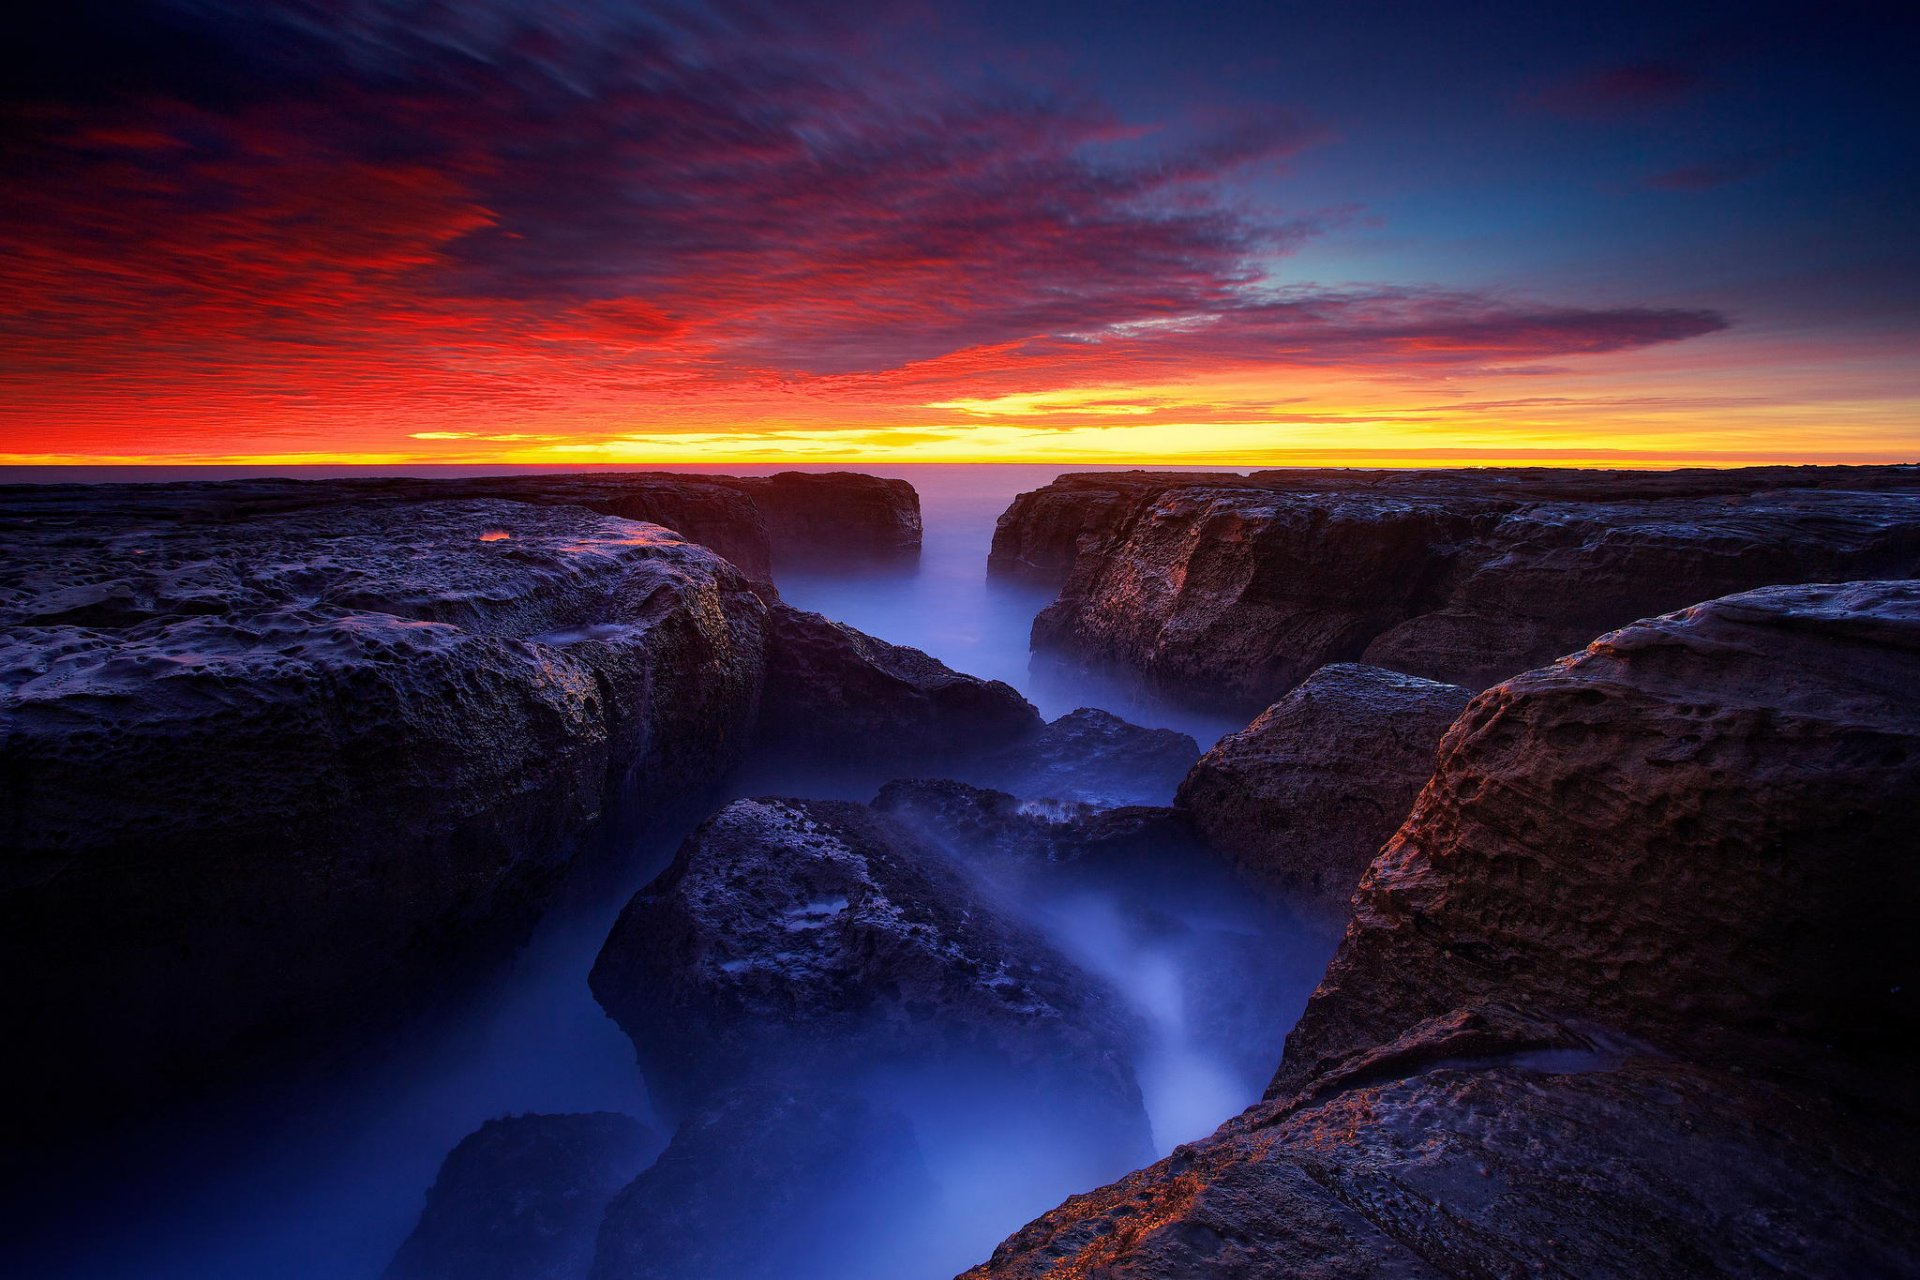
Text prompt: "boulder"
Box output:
[[0, 499, 768, 1133], [590, 1084, 933, 1280], [587, 797, 1149, 1159], [963, 580, 1920, 1278], [1278, 580, 1920, 1099], [385, 1112, 658, 1280], [753, 604, 1042, 773], [736, 471, 922, 569], [1175, 664, 1470, 920], [967, 707, 1200, 808], [997, 465, 1920, 711]]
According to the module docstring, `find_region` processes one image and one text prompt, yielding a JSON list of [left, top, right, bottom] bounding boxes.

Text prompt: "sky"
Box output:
[[2, 0, 1915, 466]]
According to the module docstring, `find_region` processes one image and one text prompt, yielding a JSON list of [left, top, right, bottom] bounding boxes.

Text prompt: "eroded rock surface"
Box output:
[[965, 707, 1200, 808], [386, 1112, 658, 1280], [1, 500, 769, 1130], [591, 1084, 933, 1280], [965, 581, 1920, 1278], [1176, 663, 1470, 920], [587, 797, 1149, 1158], [0, 468, 922, 585], [995, 465, 1920, 711], [754, 603, 1041, 773]]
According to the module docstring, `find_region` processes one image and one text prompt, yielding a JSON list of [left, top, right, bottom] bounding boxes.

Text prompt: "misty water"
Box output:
[[9, 464, 1332, 1280]]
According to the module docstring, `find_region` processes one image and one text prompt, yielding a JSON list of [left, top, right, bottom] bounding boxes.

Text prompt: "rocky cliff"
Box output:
[[993, 465, 1920, 711], [964, 580, 1920, 1278]]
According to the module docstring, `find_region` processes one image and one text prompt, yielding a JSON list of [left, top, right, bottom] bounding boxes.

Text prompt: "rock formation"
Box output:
[[1176, 663, 1470, 919], [0, 468, 922, 586], [753, 603, 1041, 773], [962, 707, 1200, 808], [963, 580, 1920, 1278], [993, 465, 1920, 711], [385, 1112, 658, 1280], [590, 1084, 934, 1280], [587, 796, 1150, 1160], [0, 474, 979, 1138]]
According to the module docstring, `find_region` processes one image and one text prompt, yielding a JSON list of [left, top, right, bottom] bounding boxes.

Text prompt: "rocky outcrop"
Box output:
[[1176, 664, 1470, 919], [996, 465, 1920, 711], [385, 1112, 658, 1280], [0, 468, 923, 585], [0, 499, 769, 1133], [963, 707, 1200, 808], [964, 581, 1920, 1278], [590, 1084, 934, 1280], [735, 471, 922, 568], [587, 797, 1150, 1159], [753, 603, 1041, 773], [0, 478, 974, 1139], [1278, 580, 1920, 1098]]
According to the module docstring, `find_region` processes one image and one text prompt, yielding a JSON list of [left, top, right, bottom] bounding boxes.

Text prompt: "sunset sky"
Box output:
[[3, 1, 1915, 466]]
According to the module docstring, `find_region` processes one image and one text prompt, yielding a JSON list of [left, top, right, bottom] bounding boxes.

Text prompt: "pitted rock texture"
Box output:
[[0, 468, 922, 585], [0, 499, 768, 1130], [994, 465, 1920, 711], [587, 797, 1149, 1158], [590, 1084, 933, 1280], [754, 603, 1041, 772], [385, 1112, 658, 1280], [966, 580, 1920, 1279], [1176, 663, 1470, 920], [965, 707, 1201, 808], [963, 1015, 1920, 1280]]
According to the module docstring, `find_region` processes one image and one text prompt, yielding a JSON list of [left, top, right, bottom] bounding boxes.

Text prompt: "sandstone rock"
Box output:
[[964, 1013, 1920, 1280], [1176, 663, 1470, 920], [0, 468, 924, 585], [967, 707, 1200, 808], [385, 1112, 658, 1280], [996, 466, 1920, 711], [590, 1084, 933, 1280], [0, 499, 769, 1134], [1277, 580, 1920, 1102], [735, 471, 922, 568], [754, 603, 1041, 773], [966, 580, 1920, 1278], [587, 797, 1149, 1159]]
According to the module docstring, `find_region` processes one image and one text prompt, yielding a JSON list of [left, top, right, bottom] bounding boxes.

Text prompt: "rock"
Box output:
[[964, 580, 1920, 1278], [967, 707, 1201, 808], [996, 466, 1920, 711], [587, 797, 1149, 1159], [385, 1112, 658, 1280], [736, 471, 922, 569], [1175, 664, 1471, 920], [590, 1084, 934, 1280], [1278, 580, 1920, 1100], [964, 1014, 1920, 1280], [0, 498, 769, 1135], [0, 468, 924, 585], [753, 603, 1042, 774]]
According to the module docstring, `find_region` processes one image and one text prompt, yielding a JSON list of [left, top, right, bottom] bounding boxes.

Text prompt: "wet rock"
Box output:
[[965, 581, 1920, 1278], [385, 1112, 658, 1280], [590, 1084, 934, 1280], [1175, 663, 1470, 920], [587, 797, 1149, 1158], [0, 499, 769, 1134], [754, 603, 1042, 774], [969, 707, 1200, 808], [996, 465, 1920, 711]]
